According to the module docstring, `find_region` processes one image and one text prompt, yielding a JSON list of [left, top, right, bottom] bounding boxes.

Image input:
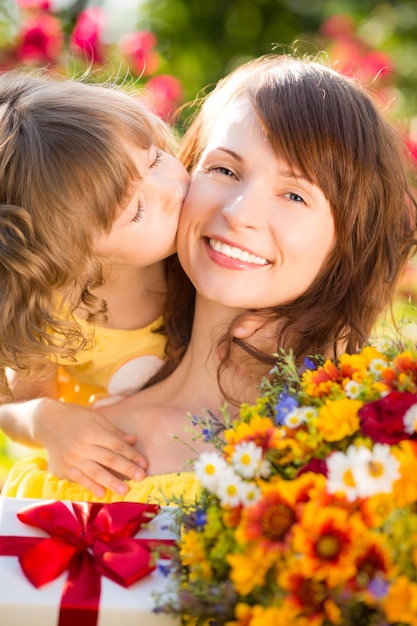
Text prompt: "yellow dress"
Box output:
[[56, 316, 166, 406], [2, 457, 200, 505]]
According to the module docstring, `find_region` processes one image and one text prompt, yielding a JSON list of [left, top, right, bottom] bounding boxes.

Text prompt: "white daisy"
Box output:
[[344, 379, 362, 399], [353, 443, 400, 498], [194, 451, 228, 493], [368, 358, 388, 377], [403, 403, 417, 435], [216, 468, 245, 507], [231, 441, 263, 479], [239, 481, 261, 506], [326, 446, 363, 502], [283, 406, 316, 428], [259, 459, 272, 479]]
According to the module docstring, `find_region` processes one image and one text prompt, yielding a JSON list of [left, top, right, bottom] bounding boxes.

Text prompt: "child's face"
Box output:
[[177, 97, 335, 309], [94, 143, 190, 267]]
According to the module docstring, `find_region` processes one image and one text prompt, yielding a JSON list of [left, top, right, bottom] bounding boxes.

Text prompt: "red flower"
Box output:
[[359, 50, 394, 82], [120, 31, 160, 77], [320, 14, 356, 39], [17, 13, 63, 65], [17, 0, 50, 9], [406, 138, 417, 166], [70, 7, 105, 64], [145, 75, 183, 120], [359, 391, 417, 444], [297, 457, 328, 478]]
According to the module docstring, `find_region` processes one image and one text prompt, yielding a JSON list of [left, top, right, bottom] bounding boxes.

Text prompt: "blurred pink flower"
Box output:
[[321, 15, 394, 85], [406, 137, 417, 165], [360, 50, 394, 81], [70, 7, 105, 64], [17, 0, 50, 9], [17, 13, 63, 65], [120, 31, 160, 77], [145, 74, 183, 120], [327, 40, 393, 84], [320, 14, 356, 39], [326, 39, 362, 77]]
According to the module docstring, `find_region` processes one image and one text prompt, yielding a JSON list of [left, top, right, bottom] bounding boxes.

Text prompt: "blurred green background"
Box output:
[[1, 0, 417, 482]]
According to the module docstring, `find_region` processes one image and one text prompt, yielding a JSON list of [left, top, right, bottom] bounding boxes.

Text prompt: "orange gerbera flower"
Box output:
[[235, 483, 298, 548], [279, 569, 342, 625], [292, 504, 366, 587]]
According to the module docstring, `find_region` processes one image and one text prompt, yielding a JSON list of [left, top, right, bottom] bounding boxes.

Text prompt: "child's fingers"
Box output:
[[65, 454, 146, 498], [111, 434, 148, 470]]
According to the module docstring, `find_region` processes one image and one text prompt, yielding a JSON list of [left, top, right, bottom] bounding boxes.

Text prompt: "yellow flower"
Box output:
[[249, 604, 303, 626], [383, 576, 417, 626], [361, 492, 396, 528], [392, 440, 417, 506], [179, 530, 212, 580], [227, 545, 278, 595], [224, 415, 278, 459], [225, 602, 253, 626], [339, 346, 385, 372], [315, 398, 362, 441]]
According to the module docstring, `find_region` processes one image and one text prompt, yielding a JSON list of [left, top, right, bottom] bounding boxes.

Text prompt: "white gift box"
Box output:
[[0, 497, 179, 626]]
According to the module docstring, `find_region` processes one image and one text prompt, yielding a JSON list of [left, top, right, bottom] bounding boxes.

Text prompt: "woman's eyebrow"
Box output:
[[215, 147, 244, 162], [279, 168, 311, 184]]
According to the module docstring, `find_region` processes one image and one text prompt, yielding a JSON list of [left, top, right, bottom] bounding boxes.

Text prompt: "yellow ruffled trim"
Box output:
[[2, 456, 200, 505]]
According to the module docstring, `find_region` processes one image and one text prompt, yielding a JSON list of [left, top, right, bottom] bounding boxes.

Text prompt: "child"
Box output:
[[0, 69, 190, 495], [3, 53, 417, 503]]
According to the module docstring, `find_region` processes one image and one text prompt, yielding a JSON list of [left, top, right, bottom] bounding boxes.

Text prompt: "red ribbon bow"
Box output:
[[0, 500, 175, 626]]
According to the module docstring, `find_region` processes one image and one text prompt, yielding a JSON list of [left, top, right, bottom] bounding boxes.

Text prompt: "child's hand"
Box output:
[[32, 398, 147, 498]]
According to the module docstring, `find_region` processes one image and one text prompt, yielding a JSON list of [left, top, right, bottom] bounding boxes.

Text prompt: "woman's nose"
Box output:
[[222, 185, 264, 229]]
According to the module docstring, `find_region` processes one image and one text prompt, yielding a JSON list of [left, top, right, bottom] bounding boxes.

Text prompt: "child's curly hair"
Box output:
[[0, 70, 175, 397]]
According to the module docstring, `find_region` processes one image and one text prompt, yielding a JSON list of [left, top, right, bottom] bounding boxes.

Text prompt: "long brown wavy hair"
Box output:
[[174, 54, 417, 402], [0, 70, 177, 397]]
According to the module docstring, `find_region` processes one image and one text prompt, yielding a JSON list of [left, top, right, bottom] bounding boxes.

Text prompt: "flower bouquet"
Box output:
[[156, 342, 417, 626]]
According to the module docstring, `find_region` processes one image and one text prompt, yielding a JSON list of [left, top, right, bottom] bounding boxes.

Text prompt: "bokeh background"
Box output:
[[1, 0, 417, 479]]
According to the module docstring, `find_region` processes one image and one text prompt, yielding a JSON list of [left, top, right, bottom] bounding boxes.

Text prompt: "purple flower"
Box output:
[[275, 390, 298, 425], [304, 356, 317, 370]]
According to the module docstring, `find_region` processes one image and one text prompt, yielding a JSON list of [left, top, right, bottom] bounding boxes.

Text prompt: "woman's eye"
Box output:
[[211, 166, 235, 178], [151, 149, 163, 169], [131, 201, 144, 223], [285, 191, 305, 204]]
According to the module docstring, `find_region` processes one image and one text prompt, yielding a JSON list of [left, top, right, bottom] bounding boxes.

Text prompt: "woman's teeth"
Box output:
[[209, 238, 268, 265]]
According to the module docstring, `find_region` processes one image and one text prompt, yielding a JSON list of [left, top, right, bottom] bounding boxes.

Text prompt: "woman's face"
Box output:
[[177, 98, 336, 309]]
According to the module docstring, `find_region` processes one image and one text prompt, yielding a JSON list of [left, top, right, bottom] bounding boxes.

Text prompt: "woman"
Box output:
[[3, 54, 416, 502]]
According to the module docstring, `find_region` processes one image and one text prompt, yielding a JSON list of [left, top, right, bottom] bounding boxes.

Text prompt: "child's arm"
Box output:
[[0, 365, 148, 498]]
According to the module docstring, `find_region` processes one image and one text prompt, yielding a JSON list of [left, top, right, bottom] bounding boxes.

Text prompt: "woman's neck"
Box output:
[[139, 295, 264, 417]]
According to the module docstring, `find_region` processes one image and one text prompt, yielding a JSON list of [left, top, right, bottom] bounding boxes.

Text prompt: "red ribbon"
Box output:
[[0, 500, 175, 626]]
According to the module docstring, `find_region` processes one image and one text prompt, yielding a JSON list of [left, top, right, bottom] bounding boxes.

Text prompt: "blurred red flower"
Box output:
[[70, 7, 105, 64], [320, 14, 394, 85], [120, 31, 160, 77], [320, 14, 356, 39], [17, 0, 50, 9], [17, 13, 63, 65], [145, 74, 183, 120], [406, 138, 417, 165], [359, 391, 417, 444]]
